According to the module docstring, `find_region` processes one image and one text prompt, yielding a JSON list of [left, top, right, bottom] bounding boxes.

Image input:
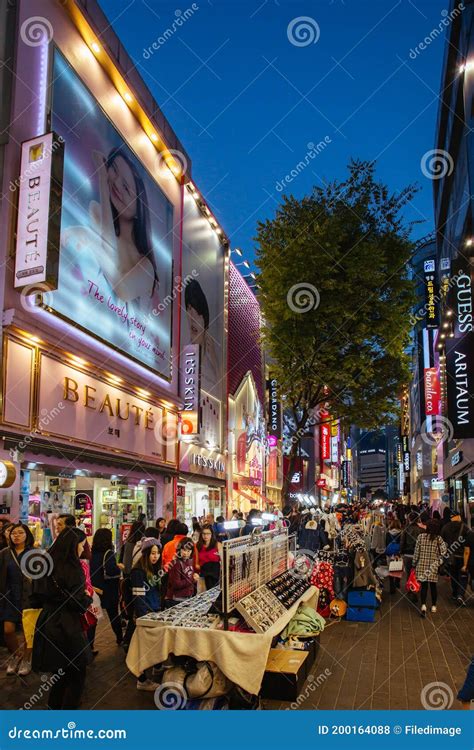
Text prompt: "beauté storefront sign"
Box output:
[[14, 132, 64, 289], [1, 340, 177, 465]]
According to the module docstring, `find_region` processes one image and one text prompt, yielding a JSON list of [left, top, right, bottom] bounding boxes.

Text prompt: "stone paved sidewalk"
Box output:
[[0, 576, 472, 710]]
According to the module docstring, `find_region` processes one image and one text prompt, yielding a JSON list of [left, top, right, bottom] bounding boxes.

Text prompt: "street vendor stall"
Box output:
[[126, 528, 319, 695]]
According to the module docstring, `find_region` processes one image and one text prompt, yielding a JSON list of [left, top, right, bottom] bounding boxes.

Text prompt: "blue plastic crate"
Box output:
[[346, 605, 376, 622], [347, 589, 377, 608]]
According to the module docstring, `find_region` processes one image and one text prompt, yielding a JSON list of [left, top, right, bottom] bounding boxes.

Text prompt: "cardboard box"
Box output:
[[260, 649, 309, 701]]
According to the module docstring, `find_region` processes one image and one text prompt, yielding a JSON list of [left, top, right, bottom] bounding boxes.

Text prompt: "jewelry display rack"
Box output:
[[221, 528, 292, 629]]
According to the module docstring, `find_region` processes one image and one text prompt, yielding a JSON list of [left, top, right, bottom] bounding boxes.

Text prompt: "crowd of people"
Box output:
[[0, 500, 472, 709]]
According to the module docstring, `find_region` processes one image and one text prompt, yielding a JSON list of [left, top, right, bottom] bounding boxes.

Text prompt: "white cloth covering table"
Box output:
[[126, 586, 318, 695]]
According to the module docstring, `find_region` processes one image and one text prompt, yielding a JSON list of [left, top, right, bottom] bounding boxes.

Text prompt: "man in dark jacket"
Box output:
[[441, 512, 469, 605]]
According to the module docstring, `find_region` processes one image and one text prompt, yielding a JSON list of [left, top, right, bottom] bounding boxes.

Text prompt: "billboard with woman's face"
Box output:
[[181, 192, 226, 448], [48, 52, 174, 377]]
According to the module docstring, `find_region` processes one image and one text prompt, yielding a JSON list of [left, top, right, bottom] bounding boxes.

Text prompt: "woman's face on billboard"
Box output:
[[107, 155, 137, 221], [187, 304, 205, 344]]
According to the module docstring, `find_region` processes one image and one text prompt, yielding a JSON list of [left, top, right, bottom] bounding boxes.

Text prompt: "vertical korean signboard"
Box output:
[[15, 132, 64, 289], [423, 258, 439, 329]]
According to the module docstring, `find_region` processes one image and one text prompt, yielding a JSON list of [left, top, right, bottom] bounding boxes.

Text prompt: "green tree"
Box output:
[[256, 160, 417, 501]]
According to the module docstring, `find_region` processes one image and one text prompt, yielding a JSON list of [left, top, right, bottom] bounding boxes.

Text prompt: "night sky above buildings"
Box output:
[[99, 0, 446, 264]]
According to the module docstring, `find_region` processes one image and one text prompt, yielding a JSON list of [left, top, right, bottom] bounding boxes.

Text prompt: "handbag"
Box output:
[[405, 568, 421, 593], [388, 558, 403, 573], [437, 538, 448, 576]]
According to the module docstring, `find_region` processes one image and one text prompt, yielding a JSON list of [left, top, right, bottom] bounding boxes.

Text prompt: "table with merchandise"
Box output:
[[126, 582, 318, 695]]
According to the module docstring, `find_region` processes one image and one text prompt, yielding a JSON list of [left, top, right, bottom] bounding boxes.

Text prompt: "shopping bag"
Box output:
[[91, 591, 103, 621], [388, 558, 403, 573], [405, 568, 421, 593], [22, 608, 42, 649]]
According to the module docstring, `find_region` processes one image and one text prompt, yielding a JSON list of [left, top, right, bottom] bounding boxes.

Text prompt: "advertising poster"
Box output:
[[181, 191, 225, 447], [49, 52, 174, 377]]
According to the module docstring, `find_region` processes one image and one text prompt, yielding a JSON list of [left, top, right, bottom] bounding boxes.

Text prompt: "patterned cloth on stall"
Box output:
[[310, 561, 334, 617]]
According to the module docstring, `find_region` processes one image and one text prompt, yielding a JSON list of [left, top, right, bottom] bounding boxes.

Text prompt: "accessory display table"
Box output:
[[126, 586, 318, 695]]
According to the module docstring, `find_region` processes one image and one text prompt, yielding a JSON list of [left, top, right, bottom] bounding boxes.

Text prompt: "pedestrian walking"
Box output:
[[90, 528, 124, 647], [31, 527, 92, 709], [441, 512, 469, 606], [413, 520, 447, 617], [0, 523, 35, 676]]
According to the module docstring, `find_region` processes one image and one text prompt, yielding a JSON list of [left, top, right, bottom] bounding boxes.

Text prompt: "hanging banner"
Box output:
[[266, 377, 281, 439], [450, 257, 474, 338], [446, 332, 474, 438], [14, 132, 64, 289], [320, 416, 330, 462], [423, 258, 439, 329], [180, 344, 200, 435], [424, 367, 440, 416]]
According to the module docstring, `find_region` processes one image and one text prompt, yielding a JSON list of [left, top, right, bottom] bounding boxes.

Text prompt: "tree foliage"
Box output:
[[255, 160, 417, 496]]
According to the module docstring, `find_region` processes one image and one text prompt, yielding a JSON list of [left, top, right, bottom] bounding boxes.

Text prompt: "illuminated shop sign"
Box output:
[[423, 258, 439, 329], [320, 413, 330, 462], [446, 334, 474, 438], [451, 259, 474, 337], [424, 367, 440, 416], [14, 132, 64, 289], [266, 377, 281, 439], [180, 344, 200, 435], [191, 453, 225, 473]]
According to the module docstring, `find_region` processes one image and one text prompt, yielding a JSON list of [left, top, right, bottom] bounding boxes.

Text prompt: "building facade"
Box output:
[[0, 0, 231, 543]]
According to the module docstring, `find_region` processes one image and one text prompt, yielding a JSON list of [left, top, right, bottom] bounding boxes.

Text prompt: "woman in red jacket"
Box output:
[[196, 524, 221, 590], [166, 538, 198, 606]]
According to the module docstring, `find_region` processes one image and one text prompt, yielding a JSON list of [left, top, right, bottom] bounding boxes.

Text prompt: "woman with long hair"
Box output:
[[90, 147, 159, 304], [31, 527, 92, 709], [196, 524, 221, 590], [0, 522, 34, 675], [121, 520, 145, 648], [413, 520, 448, 618], [130, 539, 162, 691], [90, 528, 124, 647]]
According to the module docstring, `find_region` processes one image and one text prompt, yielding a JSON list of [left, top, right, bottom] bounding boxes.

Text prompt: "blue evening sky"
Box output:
[[98, 0, 450, 266]]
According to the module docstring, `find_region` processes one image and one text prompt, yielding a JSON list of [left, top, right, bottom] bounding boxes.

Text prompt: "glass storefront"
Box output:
[[176, 482, 223, 527], [22, 467, 156, 547]]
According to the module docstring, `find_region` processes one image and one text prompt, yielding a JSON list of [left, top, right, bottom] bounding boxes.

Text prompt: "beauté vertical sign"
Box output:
[[14, 132, 64, 289]]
